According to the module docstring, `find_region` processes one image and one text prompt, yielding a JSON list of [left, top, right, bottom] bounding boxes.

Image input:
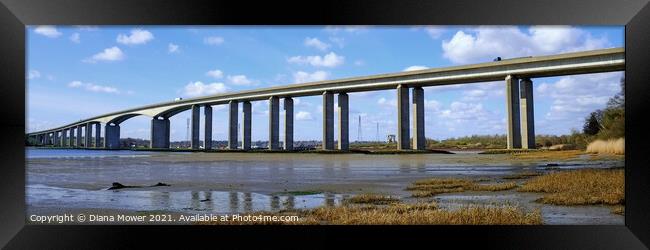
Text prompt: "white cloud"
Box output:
[[304, 37, 330, 51], [354, 60, 365, 66], [116, 29, 154, 45], [67, 81, 120, 94], [425, 99, 441, 112], [536, 72, 622, 123], [424, 26, 446, 39], [403, 65, 428, 72], [296, 111, 313, 121], [205, 69, 223, 79], [183, 81, 228, 97], [329, 37, 345, 48], [69, 33, 80, 43], [27, 70, 41, 80], [288, 52, 344, 67], [377, 97, 397, 108], [441, 26, 610, 64], [84, 46, 124, 63], [227, 75, 256, 86], [204, 36, 224, 45], [293, 71, 329, 83], [168, 43, 179, 53], [34, 26, 62, 38]]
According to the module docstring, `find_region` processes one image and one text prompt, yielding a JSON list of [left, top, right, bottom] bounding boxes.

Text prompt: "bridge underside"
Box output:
[[28, 74, 540, 151]]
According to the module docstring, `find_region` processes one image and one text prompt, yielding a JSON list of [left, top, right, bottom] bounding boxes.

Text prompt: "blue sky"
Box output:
[[27, 26, 624, 141]]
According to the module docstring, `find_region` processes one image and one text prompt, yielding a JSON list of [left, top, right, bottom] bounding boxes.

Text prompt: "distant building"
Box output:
[[387, 134, 396, 143]]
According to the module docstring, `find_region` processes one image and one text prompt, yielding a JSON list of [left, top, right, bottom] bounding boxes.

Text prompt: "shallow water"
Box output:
[[26, 147, 625, 224]]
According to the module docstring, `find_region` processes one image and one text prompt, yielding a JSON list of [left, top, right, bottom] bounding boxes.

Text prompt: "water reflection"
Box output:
[[28, 184, 347, 215]]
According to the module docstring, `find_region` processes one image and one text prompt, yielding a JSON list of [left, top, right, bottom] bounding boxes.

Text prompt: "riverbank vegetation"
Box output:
[[518, 169, 624, 206], [198, 201, 541, 225], [406, 178, 517, 197]]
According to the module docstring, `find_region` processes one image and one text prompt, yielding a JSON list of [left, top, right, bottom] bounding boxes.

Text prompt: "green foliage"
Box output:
[[583, 111, 601, 136], [582, 77, 624, 141]]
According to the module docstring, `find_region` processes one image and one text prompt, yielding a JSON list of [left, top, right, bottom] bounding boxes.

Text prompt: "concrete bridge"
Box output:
[[26, 48, 624, 151]]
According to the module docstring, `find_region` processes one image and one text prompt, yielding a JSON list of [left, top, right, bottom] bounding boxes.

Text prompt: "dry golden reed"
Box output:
[[197, 202, 542, 225], [407, 178, 517, 197], [518, 169, 624, 205], [586, 138, 625, 155], [344, 193, 399, 205]]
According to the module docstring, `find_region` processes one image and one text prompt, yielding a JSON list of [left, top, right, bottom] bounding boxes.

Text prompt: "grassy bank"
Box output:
[[518, 169, 624, 206], [406, 178, 517, 197], [198, 200, 541, 225]]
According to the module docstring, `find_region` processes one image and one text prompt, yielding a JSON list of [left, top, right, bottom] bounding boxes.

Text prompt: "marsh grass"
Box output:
[[197, 202, 541, 225], [518, 169, 624, 206], [611, 205, 624, 215], [586, 138, 624, 155], [344, 193, 400, 205], [407, 178, 517, 197]]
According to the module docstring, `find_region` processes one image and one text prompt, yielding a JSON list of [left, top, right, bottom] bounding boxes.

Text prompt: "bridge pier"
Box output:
[[520, 78, 535, 149], [85, 123, 92, 148], [284, 98, 293, 151], [269, 96, 280, 150], [397, 84, 410, 150], [69, 127, 75, 147], [62, 129, 68, 147], [191, 105, 200, 149], [150, 117, 170, 149], [228, 100, 238, 149], [338, 93, 349, 150], [505, 75, 522, 149], [76, 125, 83, 147], [53, 131, 60, 146], [104, 123, 120, 149], [412, 87, 425, 150], [242, 101, 252, 150], [94, 123, 101, 148], [322, 91, 334, 150], [204, 105, 212, 150]]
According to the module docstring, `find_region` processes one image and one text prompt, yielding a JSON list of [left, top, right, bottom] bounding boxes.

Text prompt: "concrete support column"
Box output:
[[68, 127, 75, 148], [242, 101, 252, 150], [228, 101, 238, 149], [204, 105, 212, 150], [520, 78, 535, 149], [94, 123, 101, 148], [337, 93, 349, 150], [191, 105, 200, 149], [68, 128, 75, 147], [269, 96, 280, 150], [76, 125, 83, 147], [62, 129, 68, 147], [322, 91, 334, 150], [104, 123, 120, 149], [283, 98, 293, 151], [53, 131, 60, 146], [397, 84, 410, 150], [412, 87, 425, 150], [150, 117, 170, 149], [85, 123, 92, 148], [505, 75, 522, 149]]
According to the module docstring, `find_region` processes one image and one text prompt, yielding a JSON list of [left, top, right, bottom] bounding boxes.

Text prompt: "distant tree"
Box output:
[[606, 77, 625, 109], [583, 111, 601, 136]]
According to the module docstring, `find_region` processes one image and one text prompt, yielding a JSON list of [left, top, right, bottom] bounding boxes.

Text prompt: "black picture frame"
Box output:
[[1, 0, 649, 248]]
